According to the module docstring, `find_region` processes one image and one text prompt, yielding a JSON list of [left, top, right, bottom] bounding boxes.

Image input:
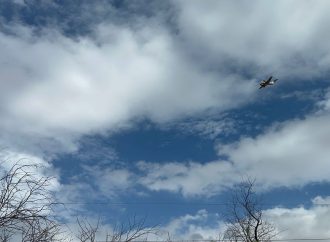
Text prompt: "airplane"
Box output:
[[259, 76, 278, 89]]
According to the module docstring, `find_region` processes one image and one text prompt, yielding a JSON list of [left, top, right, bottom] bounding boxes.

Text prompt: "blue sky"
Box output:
[[1, 0, 330, 240]]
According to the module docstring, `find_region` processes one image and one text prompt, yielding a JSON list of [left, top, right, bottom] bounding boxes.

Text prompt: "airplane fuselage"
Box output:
[[259, 76, 277, 89]]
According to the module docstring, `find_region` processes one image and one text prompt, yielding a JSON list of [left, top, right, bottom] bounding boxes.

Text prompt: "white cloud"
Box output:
[[266, 198, 330, 240], [56, 159, 231, 203], [158, 198, 330, 241], [137, 160, 237, 197], [12, 0, 25, 5], [53, 163, 136, 210], [3, 0, 330, 161], [132, 105, 330, 196], [2, 1, 330, 223], [66, 86, 329, 198], [85, 103, 330, 197], [0, 149, 62, 225], [317, 89, 330, 111], [0, 149, 60, 192], [160, 197, 330, 241], [173, 0, 330, 79], [0, 23, 255, 156], [158, 210, 223, 240], [220, 111, 330, 190], [3, 2, 330, 239], [170, 115, 237, 139], [82, 164, 134, 198], [312, 196, 330, 205]]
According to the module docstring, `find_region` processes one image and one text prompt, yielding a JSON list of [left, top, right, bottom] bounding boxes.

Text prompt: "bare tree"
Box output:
[[76, 218, 100, 242], [76, 215, 157, 242], [106, 215, 156, 242], [0, 227, 13, 242], [222, 179, 277, 242], [0, 160, 158, 242], [0, 160, 61, 241], [21, 219, 62, 242]]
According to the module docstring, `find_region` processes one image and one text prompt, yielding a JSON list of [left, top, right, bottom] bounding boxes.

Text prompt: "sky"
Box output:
[[1, 0, 330, 240]]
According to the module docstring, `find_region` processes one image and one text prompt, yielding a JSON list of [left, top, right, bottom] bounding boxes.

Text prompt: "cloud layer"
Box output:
[[2, 0, 330, 158], [92, 100, 330, 197], [137, 111, 330, 196], [0, 23, 254, 156], [161, 197, 330, 240], [174, 0, 330, 79]]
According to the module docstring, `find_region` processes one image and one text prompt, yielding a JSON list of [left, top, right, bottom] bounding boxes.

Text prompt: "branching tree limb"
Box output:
[[0, 160, 61, 241], [222, 179, 277, 242], [76, 217, 100, 242], [0, 161, 157, 242], [106, 215, 157, 242], [21, 219, 62, 242], [76, 215, 157, 242]]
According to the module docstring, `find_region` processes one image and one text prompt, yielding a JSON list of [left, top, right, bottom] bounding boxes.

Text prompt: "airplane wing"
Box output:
[[266, 76, 272, 83]]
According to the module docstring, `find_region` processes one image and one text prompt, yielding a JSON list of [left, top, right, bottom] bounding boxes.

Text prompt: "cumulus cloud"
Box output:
[[0, 149, 60, 191], [160, 197, 330, 241], [266, 197, 330, 240], [56, 158, 233, 201], [53, 161, 330, 240], [0, 22, 255, 156], [2, 1, 330, 239], [220, 112, 330, 190], [158, 209, 223, 240], [82, 164, 134, 198], [0, 149, 61, 223], [159, 197, 330, 241], [12, 0, 25, 5], [64, 90, 330, 198], [173, 0, 330, 79], [317, 89, 330, 111], [2, 0, 330, 158], [77, 104, 330, 198], [2, 0, 330, 222], [60, 210, 221, 242], [127, 103, 330, 196], [137, 160, 237, 197]]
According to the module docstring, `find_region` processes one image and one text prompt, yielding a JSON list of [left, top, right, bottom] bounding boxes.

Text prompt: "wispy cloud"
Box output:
[[103, 96, 330, 197]]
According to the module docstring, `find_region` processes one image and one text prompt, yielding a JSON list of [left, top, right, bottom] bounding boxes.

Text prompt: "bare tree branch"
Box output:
[[21, 219, 62, 242], [222, 179, 277, 242], [76, 217, 100, 242], [106, 215, 157, 242], [75, 215, 157, 242], [0, 160, 63, 241]]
